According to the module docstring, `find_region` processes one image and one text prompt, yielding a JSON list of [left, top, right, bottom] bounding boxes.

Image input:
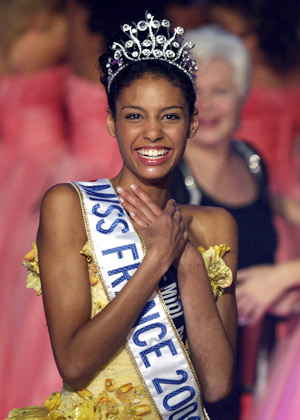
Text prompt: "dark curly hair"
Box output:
[[98, 57, 196, 118]]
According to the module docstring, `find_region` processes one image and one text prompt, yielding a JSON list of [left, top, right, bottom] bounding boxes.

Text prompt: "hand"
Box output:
[[117, 184, 188, 271], [116, 184, 162, 226], [237, 264, 287, 325], [269, 289, 300, 318]]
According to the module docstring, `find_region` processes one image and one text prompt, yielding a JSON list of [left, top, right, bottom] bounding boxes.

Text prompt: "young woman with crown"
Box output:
[[6, 12, 238, 420]]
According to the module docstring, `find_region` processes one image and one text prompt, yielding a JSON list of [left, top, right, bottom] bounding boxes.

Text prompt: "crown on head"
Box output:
[[105, 12, 198, 92]]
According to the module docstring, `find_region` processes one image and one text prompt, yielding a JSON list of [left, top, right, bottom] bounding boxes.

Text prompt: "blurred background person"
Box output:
[[207, 0, 300, 262], [171, 25, 277, 420], [0, 1, 68, 416], [204, 2, 300, 418]]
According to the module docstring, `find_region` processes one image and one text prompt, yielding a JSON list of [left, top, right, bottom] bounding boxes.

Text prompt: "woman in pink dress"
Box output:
[[0, 1, 68, 416]]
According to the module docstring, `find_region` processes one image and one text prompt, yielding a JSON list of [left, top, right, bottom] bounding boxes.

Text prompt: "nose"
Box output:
[[197, 92, 213, 111], [143, 118, 164, 142]]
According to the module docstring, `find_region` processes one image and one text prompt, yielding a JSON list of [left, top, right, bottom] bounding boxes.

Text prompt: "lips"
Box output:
[[135, 147, 171, 165]]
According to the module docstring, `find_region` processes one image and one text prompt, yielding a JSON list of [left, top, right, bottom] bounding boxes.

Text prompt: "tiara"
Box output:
[[105, 12, 198, 92]]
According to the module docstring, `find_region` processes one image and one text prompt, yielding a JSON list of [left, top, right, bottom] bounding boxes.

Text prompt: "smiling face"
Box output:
[[193, 57, 241, 147], [107, 75, 198, 184]]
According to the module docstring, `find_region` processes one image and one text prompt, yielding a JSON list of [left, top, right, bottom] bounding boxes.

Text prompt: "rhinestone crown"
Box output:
[[106, 12, 198, 92]]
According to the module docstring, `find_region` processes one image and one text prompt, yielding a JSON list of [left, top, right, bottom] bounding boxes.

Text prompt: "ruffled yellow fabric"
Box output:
[[8, 383, 151, 419], [23, 242, 233, 301], [16, 241, 232, 420], [198, 244, 233, 299]]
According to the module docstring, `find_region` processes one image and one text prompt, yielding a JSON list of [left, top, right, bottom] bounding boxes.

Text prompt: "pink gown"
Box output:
[[0, 68, 123, 419], [54, 71, 122, 182], [247, 316, 300, 420], [236, 86, 300, 420], [0, 65, 68, 419], [235, 85, 300, 262]]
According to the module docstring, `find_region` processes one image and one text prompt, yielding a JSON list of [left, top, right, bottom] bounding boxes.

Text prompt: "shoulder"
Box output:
[[41, 182, 79, 207], [181, 204, 238, 249], [38, 182, 86, 244]]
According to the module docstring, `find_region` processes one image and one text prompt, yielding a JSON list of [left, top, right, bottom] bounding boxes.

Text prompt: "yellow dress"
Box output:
[[6, 243, 232, 420]]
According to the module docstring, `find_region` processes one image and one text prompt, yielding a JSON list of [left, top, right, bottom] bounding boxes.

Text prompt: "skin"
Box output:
[[37, 75, 238, 402], [184, 57, 258, 207], [237, 261, 300, 324], [0, 7, 67, 74]]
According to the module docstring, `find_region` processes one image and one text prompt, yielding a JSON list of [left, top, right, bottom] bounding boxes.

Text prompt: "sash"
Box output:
[[72, 179, 208, 420]]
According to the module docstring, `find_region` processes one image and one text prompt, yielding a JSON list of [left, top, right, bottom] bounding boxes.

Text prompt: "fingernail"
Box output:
[[118, 196, 125, 203], [116, 186, 124, 193], [130, 184, 137, 190], [130, 212, 136, 218]]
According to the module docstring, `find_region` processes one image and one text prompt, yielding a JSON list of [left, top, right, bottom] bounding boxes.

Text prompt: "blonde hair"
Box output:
[[186, 25, 252, 100]]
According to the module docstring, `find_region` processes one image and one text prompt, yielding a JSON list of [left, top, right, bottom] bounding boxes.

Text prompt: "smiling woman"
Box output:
[[6, 12, 238, 420], [171, 25, 277, 420]]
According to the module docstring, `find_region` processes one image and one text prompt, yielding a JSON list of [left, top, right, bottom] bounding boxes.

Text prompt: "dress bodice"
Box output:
[[171, 141, 277, 269]]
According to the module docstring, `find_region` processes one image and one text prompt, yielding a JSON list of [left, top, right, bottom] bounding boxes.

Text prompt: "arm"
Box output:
[[237, 260, 300, 324], [271, 193, 300, 226], [38, 184, 187, 389], [117, 185, 238, 403], [177, 209, 238, 403]]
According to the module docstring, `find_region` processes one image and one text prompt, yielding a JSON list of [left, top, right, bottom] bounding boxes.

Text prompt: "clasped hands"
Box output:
[[116, 184, 189, 271]]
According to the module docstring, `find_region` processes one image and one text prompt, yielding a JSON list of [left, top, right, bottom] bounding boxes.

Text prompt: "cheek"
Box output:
[[220, 98, 240, 120]]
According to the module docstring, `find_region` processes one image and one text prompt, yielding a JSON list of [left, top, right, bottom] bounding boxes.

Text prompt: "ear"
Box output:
[[106, 108, 117, 138], [188, 108, 199, 139]]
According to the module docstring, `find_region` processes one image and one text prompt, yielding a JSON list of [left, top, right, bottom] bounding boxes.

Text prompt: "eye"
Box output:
[[125, 113, 142, 120], [163, 114, 180, 121], [214, 88, 229, 95]]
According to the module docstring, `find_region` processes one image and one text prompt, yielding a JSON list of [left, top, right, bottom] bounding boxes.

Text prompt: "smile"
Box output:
[[137, 148, 170, 160]]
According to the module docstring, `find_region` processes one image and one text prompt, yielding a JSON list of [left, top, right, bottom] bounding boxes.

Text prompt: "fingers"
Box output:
[[117, 184, 162, 226]]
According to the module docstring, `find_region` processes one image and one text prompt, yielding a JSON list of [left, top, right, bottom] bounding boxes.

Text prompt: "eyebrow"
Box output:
[[121, 105, 184, 111]]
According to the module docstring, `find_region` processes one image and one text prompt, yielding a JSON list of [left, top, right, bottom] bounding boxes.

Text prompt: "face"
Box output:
[[192, 57, 241, 147], [107, 75, 198, 182]]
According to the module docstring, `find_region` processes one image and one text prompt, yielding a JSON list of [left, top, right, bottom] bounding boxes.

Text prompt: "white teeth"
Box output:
[[137, 148, 169, 159]]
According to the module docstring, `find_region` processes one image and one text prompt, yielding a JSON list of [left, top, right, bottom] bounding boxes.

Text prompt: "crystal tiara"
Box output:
[[105, 12, 198, 92]]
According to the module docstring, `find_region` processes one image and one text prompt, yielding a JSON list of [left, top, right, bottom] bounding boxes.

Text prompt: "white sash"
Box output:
[[72, 179, 208, 420]]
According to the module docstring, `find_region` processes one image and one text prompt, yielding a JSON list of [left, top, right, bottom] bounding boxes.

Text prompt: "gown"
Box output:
[[6, 232, 233, 419], [53, 71, 123, 183], [0, 65, 69, 419], [235, 85, 300, 262], [171, 140, 277, 420], [0, 69, 123, 418]]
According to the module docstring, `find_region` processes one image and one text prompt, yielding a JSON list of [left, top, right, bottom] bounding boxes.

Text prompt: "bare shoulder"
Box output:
[[180, 204, 238, 250], [41, 182, 79, 208], [38, 182, 86, 247]]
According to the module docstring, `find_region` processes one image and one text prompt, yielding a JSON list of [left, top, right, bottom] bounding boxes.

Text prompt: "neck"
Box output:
[[111, 167, 172, 209], [184, 137, 234, 171]]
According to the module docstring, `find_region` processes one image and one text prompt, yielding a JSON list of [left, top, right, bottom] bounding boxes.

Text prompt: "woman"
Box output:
[[207, 0, 300, 262], [6, 13, 237, 420], [171, 26, 277, 420], [0, 1, 68, 416]]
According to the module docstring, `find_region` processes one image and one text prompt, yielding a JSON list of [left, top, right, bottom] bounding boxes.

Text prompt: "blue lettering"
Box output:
[[152, 370, 188, 394], [102, 244, 139, 260], [92, 203, 124, 218], [163, 386, 195, 411], [140, 339, 177, 368], [79, 183, 119, 203], [108, 263, 140, 288], [133, 323, 167, 346], [169, 403, 200, 420], [133, 300, 160, 327], [97, 218, 129, 234]]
